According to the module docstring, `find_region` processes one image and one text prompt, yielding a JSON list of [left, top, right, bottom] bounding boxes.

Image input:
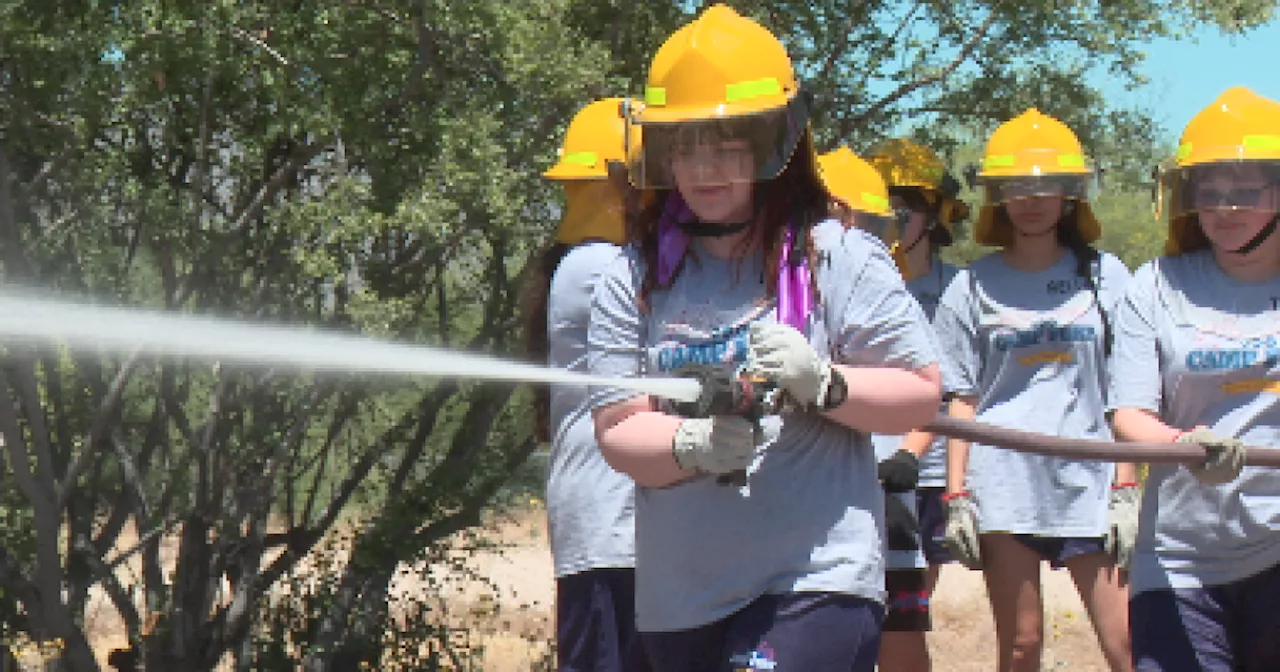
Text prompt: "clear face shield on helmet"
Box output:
[[625, 93, 810, 189], [1164, 158, 1280, 223], [980, 172, 1094, 207], [849, 207, 909, 247]]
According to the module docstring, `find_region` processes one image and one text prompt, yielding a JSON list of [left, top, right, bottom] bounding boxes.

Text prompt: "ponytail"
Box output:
[[521, 243, 572, 443], [1056, 210, 1112, 356]]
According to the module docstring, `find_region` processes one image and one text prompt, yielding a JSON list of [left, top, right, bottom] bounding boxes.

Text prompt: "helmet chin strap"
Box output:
[[903, 221, 934, 254], [677, 182, 770, 238], [1228, 212, 1280, 255], [677, 219, 753, 238]]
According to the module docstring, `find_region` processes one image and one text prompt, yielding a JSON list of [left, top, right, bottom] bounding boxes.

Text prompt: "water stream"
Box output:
[[0, 290, 700, 402]]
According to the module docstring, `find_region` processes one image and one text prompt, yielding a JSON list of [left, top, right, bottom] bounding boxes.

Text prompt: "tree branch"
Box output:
[[0, 145, 33, 280], [58, 349, 145, 508], [229, 26, 291, 67], [815, 1, 875, 83], [72, 535, 144, 645], [230, 142, 326, 234], [851, 8, 999, 126]]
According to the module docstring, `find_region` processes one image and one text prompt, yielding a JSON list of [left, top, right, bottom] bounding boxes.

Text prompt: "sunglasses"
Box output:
[[1193, 186, 1269, 209]]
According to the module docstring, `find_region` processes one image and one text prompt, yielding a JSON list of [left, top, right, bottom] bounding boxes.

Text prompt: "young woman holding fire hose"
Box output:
[[585, 5, 942, 670], [932, 108, 1135, 672], [523, 98, 651, 672], [817, 144, 937, 672], [1108, 86, 1280, 672]]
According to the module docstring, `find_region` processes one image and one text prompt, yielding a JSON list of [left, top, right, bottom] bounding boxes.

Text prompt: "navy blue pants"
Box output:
[[556, 567, 650, 672], [1131, 562, 1280, 671], [639, 593, 884, 672]]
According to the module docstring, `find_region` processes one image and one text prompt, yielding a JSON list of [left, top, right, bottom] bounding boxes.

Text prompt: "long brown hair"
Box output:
[[520, 243, 571, 444], [631, 130, 829, 309]]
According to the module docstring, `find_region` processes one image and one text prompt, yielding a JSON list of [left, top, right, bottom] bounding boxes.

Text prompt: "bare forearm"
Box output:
[[1111, 407, 1180, 444], [594, 398, 693, 488], [898, 430, 935, 458], [946, 395, 976, 494], [820, 363, 942, 435], [1111, 407, 1177, 483]]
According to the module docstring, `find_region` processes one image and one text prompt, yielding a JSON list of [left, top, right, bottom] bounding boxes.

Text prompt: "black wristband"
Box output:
[[821, 367, 848, 411]]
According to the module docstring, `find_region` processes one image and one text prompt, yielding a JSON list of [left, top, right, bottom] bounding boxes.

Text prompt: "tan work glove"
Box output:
[[672, 417, 757, 475], [1176, 427, 1246, 485], [744, 323, 835, 408], [943, 491, 982, 570], [1105, 483, 1141, 570]]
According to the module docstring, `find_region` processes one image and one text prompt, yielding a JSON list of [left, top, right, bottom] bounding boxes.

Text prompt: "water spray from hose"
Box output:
[[0, 290, 701, 402]]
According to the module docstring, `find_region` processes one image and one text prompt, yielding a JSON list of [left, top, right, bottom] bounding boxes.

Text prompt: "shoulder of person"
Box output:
[[811, 218, 877, 256], [939, 260, 962, 284], [567, 240, 622, 263], [1117, 256, 1168, 299], [938, 261, 982, 307], [586, 243, 643, 293], [557, 241, 623, 279], [1140, 251, 1213, 291], [959, 250, 1005, 279], [1094, 250, 1132, 277], [810, 218, 896, 272]]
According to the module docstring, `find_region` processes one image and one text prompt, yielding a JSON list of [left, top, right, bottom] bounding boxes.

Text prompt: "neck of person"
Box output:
[[1212, 239, 1280, 284], [905, 240, 933, 280], [697, 224, 759, 259], [1002, 228, 1066, 272]]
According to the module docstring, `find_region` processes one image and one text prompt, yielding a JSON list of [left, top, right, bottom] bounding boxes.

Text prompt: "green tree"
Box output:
[[2, 1, 607, 668]]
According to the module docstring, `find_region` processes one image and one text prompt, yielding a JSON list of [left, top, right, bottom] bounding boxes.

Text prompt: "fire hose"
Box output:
[[668, 366, 1280, 486], [924, 414, 1280, 466]]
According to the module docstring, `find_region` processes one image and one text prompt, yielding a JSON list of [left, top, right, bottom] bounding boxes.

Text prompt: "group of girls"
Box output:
[[527, 3, 1280, 671]]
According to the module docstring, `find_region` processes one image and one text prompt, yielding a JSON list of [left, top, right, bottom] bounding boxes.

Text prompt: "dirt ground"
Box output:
[[68, 506, 1114, 671], [459, 509, 1113, 671]]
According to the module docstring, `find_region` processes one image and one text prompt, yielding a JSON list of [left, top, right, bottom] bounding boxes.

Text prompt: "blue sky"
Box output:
[[1095, 20, 1280, 145]]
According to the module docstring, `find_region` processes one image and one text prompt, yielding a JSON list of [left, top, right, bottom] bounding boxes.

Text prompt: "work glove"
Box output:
[[1176, 428, 1246, 485], [671, 417, 757, 476], [744, 323, 834, 408], [943, 492, 983, 570], [1104, 483, 1141, 570], [884, 493, 921, 552], [878, 449, 920, 493]]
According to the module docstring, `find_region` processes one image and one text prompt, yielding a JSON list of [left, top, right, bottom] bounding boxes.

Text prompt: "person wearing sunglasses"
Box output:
[[933, 108, 1135, 672], [1108, 87, 1280, 672], [586, 6, 942, 669]]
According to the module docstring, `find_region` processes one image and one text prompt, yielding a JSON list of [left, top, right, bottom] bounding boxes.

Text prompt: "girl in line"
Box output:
[[934, 108, 1135, 672], [1109, 86, 1280, 672], [587, 5, 942, 670], [866, 137, 969, 584], [863, 137, 972, 672], [525, 97, 649, 672], [819, 144, 936, 671]]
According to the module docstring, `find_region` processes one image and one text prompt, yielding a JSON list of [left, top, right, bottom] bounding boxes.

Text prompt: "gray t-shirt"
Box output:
[[871, 257, 960, 569], [934, 250, 1131, 537], [546, 242, 636, 578], [1107, 251, 1280, 595], [587, 219, 938, 632], [873, 258, 961, 486]]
